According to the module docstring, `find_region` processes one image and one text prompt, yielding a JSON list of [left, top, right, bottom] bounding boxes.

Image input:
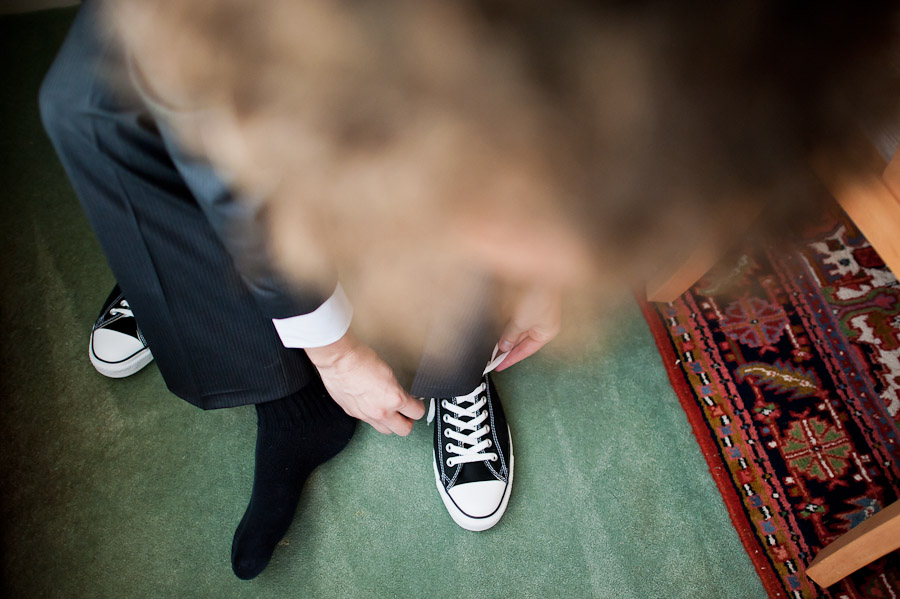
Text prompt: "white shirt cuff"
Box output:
[[271, 283, 353, 348]]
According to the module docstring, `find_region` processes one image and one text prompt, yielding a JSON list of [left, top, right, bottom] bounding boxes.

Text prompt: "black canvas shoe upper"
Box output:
[[433, 373, 511, 495], [92, 285, 147, 359]]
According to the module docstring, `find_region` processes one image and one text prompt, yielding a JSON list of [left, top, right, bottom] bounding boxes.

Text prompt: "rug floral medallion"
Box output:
[[642, 212, 900, 599]]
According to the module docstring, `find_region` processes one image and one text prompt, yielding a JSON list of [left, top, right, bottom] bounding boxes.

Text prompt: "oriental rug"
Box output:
[[641, 209, 900, 599]]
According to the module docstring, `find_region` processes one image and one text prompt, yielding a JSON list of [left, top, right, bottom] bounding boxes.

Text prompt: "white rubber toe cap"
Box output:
[[89, 330, 153, 378], [91, 329, 145, 362], [448, 480, 507, 518]]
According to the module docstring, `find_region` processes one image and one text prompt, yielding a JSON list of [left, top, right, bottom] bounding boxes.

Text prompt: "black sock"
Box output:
[[231, 376, 356, 580]]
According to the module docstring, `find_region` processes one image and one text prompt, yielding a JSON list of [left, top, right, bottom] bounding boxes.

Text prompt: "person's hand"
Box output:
[[495, 286, 562, 372], [306, 331, 425, 435]]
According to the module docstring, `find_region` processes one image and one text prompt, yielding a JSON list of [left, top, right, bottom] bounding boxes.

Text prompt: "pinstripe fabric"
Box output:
[[39, 2, 496, 408], [410, 277, 499, 399], [39, 2, 314, 409], [154, 125, 335, 321]]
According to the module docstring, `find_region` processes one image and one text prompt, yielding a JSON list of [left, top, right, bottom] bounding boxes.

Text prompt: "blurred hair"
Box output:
[[101, 0, 900, 347]]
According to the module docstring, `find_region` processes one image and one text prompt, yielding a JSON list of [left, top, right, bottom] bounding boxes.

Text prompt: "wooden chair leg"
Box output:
[[645, 242, 722, 303], [813, 144, 900, 279], [806, 500, 900, 588], [645, 201, 762, 303]]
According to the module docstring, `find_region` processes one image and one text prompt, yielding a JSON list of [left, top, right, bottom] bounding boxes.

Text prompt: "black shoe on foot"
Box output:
[[231, 377, 356, 580], [89, 285, 153, 378], [430, 373, 513, 531]]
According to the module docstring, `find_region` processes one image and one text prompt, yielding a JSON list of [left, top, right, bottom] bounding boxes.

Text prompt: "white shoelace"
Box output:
[[440, 382, 497, 467], [426, 346, 509, 468], [109, 300, 133, 318]]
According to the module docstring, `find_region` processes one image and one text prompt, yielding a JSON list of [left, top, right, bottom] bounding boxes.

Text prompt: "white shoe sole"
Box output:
[[432, 441, 514, 532], [89, 338, 153, 378]]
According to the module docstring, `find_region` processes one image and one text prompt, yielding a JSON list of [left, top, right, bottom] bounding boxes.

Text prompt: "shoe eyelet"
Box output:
[[444, 428, 451, 437], [445, 443, 453, 453], [446, 459, 453, 467], [490, 456, 497, 462], [441, 400, 449, 408], [485, 425, 490, 433], [486, 440, 492, 448], [442, 414, 450, 423]]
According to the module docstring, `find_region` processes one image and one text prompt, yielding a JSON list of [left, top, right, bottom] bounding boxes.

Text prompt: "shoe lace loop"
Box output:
[[109, 299, 133, 318], [441, 382, 497, 467]]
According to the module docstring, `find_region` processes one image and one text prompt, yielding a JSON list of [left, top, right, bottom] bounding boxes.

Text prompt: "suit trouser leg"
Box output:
[[38, 2, 313, 409]]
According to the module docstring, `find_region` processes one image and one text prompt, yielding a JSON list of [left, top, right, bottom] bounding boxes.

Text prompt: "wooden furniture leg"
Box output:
[[807, 500, 900, 588], [645, 200, 761, 303], [813, 143, 900, 277], [645, 242, 722, 303]]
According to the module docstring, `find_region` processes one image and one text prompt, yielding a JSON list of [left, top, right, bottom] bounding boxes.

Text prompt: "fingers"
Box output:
[[381, 412, 415, 436], [496, 317, 558, 371], [364, 403, 414, 436], [354, 412, 407, 436], [497, 285, 563, 370], [360, 392, 423, 436], [332, 401, 386, 433], [367, 419, 393, 435], [495, 336, 545, 371], [328, 395, 399, 436], [398, 394, 426, 420], [374, 390, 423, 435], [308, 334, 431, 435], [498, 324, 526, 354]]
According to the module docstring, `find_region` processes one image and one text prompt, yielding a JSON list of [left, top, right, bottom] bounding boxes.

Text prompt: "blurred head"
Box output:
[[102, 0, 900, 342]]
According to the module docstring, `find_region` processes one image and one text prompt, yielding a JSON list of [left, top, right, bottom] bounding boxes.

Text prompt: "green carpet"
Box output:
[[0, 8, 766, 598]]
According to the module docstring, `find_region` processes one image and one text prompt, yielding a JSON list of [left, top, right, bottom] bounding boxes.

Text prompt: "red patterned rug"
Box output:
[[640, 208, 900, 598]]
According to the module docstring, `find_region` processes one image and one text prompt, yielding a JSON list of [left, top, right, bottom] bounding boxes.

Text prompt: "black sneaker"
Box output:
[[89, 286, 153, 378], [429, 373, 513, 531]]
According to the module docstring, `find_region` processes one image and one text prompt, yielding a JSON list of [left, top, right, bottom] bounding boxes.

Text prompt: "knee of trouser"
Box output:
[[38, 56, 118, 150], [38, 66, 85, 145]]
